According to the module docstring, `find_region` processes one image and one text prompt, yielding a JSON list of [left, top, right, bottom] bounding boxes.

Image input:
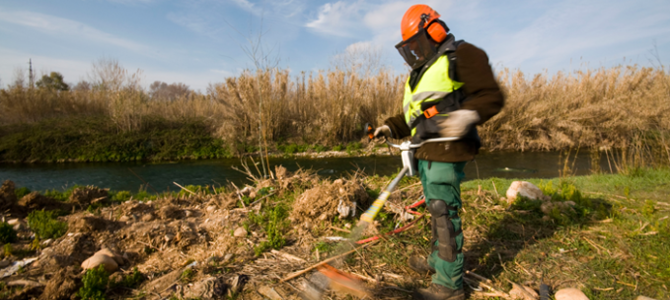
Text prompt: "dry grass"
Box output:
[[1, 63, 669, 155]]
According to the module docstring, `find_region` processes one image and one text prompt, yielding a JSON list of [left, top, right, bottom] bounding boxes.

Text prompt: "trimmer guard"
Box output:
[[400, 141, 418, 176]]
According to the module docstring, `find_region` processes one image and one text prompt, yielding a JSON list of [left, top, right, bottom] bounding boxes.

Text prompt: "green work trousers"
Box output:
[[418, 159, 466, 290]]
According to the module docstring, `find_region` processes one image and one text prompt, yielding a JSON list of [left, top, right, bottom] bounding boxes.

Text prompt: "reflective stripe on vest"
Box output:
[[402, 55, 464, 137]]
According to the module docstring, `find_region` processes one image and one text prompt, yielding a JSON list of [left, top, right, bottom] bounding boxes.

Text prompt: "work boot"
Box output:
[[413, 284, 465, 300], [407, 256, 436, 274]]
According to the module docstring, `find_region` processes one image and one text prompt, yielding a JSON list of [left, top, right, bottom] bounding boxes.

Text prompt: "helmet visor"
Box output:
[[395, 27, 437, 70]]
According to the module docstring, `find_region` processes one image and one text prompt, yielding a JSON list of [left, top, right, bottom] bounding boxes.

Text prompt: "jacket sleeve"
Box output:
[[455, 43, 505, 125], [383, 114, 412, 139]]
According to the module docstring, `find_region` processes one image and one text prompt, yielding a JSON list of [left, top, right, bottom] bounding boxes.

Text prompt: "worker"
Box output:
[[374, 4, 505, 300]]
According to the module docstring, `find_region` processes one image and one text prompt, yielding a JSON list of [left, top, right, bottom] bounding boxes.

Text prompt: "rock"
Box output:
[[636, 297, 657, 300], [506, 181, 549, 203], [183, 277, 227, 299], [258, 285, 283, 300], [0, 260, 10, 268], [7, 218, 21, 226], [555, 288, 589, 300], [41, 239, 53, 247], [233, 227, 247, 237], [206, 205, 217, 212], [94, 248, 124, 265], [13, 221, 27, 231], [81, 253, 118, 273]]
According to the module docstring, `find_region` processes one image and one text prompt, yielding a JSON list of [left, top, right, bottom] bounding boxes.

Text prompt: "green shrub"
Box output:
[[345, 142, 362, 152], [14, 187, 31, 199], [0, 223, 17, 244], [332, 145, 343, 151], [110, 191, 131, 202], [78, 265, 109, 300], [111, 267, 144, 289], [27, 210, 68, 239], [313, 144, 328, 153]]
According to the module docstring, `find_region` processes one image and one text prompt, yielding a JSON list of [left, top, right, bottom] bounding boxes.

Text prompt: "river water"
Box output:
[[1, 151, 611, 192]]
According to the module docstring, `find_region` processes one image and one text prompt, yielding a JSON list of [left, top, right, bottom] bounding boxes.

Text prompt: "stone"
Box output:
[[81, 253, 118, 274], [555, 288, 589, 300], [206, 205, 217, 212], [506, 181, 549, 203], [41, 239, 53, 247], [636, 297, 657, 300], [7, 219, 21, 226], [94, 248, 124, 265], [233, 227, 247, 237]]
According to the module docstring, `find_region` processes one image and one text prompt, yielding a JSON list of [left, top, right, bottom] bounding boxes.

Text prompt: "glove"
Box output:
[[437, 110, 480, 138], [373, 125, 392, 138]]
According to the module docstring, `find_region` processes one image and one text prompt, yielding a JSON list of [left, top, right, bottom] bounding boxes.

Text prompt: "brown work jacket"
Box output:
[[384, 41, 505, 162]]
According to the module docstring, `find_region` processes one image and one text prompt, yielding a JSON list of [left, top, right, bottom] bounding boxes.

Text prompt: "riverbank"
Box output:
[[2, 64, 669, 164], [0, 168, 667, 299]]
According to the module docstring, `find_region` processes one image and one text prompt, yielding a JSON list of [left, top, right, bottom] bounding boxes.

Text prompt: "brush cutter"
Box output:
[[300, 124, 458, 299]]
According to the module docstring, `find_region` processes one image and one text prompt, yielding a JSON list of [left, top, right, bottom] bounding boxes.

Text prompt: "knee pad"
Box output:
[[428, 200, 462, 262]]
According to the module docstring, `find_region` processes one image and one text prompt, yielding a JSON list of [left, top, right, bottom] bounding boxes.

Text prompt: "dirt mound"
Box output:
[[39, 267, 81, 300], [158, 205, 186, 219], [0, 180, 18, 210], [289, 178, 369, 228], [46, 233, 98, 268], [18, 192, 70, 212], [69, 186, 108, 207], [69, 216, 122, 233]]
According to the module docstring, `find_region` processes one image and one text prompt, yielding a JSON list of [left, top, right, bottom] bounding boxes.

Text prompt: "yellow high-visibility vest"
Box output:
[[403, 54, 464, 137]]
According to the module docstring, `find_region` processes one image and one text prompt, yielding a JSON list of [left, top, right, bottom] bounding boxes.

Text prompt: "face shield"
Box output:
[[395, 18, 447, 70]]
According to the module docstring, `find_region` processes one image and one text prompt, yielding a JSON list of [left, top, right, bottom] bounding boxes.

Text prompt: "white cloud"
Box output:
[[305, 1, 367, 38], [0, 9, 151, 54], [229, 0, 255, 13]]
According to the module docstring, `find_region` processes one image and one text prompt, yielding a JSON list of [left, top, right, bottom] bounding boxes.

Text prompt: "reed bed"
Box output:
[[1, 64, 668, 159]]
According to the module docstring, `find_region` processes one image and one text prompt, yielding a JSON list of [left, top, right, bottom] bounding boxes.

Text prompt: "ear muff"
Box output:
[[426, 20, 449, 43]]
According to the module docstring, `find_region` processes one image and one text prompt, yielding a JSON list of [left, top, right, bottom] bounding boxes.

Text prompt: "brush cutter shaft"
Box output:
[[360, 165, 409, 223]]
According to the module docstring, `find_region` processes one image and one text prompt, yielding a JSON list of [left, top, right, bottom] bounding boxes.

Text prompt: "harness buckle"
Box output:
[[423, 105, 439, 119]]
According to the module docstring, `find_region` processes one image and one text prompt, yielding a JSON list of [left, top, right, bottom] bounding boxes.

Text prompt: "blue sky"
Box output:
[[1, 0, 669, 92]]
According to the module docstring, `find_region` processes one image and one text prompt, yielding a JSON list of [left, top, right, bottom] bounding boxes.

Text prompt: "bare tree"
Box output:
[[149, 81, 191, 101], [88, 57, 143, 91]]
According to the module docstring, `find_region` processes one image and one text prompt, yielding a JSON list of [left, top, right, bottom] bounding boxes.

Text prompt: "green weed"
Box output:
[[14, 187, 31, 199], [180, 268, 195, 282], [0, 223, 17, 244], [247, 203, 290, 256], [27, 210, 68, 239], [78, 265, 109, 300], [3, 243, 12, 257]]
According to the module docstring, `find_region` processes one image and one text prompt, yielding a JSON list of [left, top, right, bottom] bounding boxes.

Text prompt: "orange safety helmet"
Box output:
[[400, 4, 448, 43]]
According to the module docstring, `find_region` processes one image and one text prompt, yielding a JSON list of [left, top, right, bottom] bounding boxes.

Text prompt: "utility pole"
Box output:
[[28, 59, 34, 88]]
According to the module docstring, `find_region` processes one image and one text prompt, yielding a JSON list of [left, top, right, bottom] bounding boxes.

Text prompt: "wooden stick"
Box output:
[[491, 180, 500, 198], [281, 241, 376, 282], [464, 277, 508, 297], [465, 270, 492, 283], [173, 182, 196, 195], [271, 250, 307, 264]]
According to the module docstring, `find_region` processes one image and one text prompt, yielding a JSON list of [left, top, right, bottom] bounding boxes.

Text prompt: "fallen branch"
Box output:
[[463, 277, 508, 298], [173, 182, 196, 196], [281, 241, 377, 282], [465, 270, 492, 283]]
